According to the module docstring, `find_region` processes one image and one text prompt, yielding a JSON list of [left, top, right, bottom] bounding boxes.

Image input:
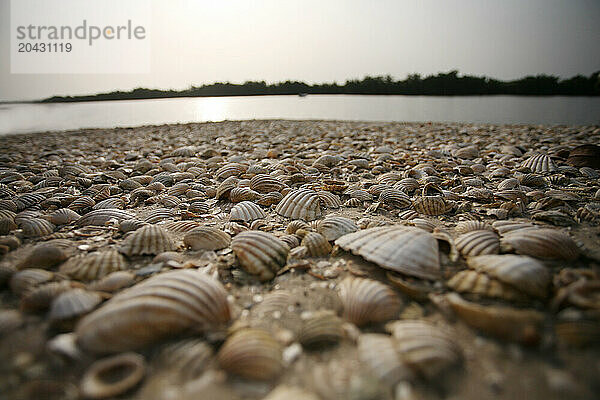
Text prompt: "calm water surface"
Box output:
[[1, 95, 599, 135]]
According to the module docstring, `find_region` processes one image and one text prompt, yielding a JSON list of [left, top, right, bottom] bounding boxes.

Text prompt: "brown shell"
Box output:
[[20, 218, 55, 237], [455, 230, 500, 257], [257, 191, 284, 206], [286, 219, 311, 234], [521, 153, 557, 174], [316, 216, 358, 241], [338, 277, 402, 326], [183, 226, 231, 251], [10, 268, 55, 297], [217, 328, 283, 380], [230, 201, 266, 222], [335, 226, 441, 280], [454, 220, 493, 235], [446, 270, 528, 302], [162, 220, 201, 233], [156, 339, 213, 380], [47, 208, 82, 225], [317, 190, 341, 209], [379, 188, 412, 209], [0, 217, 17, 235], [20, 280, 77, 312], [76, 209, 135, 227], [49, 288, 102, 321], [301, 232, 332, 257], [231, 231, 289, 281], [275, 189, 323, 221], [500, 228, 579, 260], [59, 250, 128, 281], [298, 310, 344, 349], [215, 163, 248, 180], [250, 174, 285, 193], [80, 352, 146, 399], [229, 187, 260, 203], [87, 271, 135, 293], [118, 225, 176, 256], [413, 196, 452, 216], [357, 334, 414, 385], [567, 144, 600, 169], [76, 270, 231, 353], [17, 240, 73, 270]]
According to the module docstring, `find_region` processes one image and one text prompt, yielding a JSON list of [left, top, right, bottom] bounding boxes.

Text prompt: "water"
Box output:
[[1, 95, 599, 135]]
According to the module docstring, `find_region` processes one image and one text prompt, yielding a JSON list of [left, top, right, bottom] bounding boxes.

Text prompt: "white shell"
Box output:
[[275, 188, 323, 221]]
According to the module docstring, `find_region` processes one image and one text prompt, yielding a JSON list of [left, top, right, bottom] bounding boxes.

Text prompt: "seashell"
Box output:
[[80, 352, 146, 399], [279, 234, 301, 249], [378, 188, 411, 209], [76, 270, 231, 353], [455, 230, 500, 257], [335, 226, 441, 280], [322, 179, 348, 193], [316, 216, 358, 241], [87, 271, 135, 293], [257, 191, 283, 206], [446, 270, 528, 302], [276, 188, 322, 221], [14, 192, 47, 211], [10, 268, 55, 297], [298, 310, 344, 349], [519, 173, 547, 188], [301, 231, 332, 257], [491, 220, 537, 235], [386, 320, 462, 380], [0, 309, 24, 336], [454, 220, 492, 235], [119, 219, 148, 233], [167, 182, 190, 197], [215, 176, 239, 200], [68, 195, 96, 211], [183, 226, 231, 251], [413, 196, 452, 216], [46, 208, 81, 225], [229, 187, 260, 203], [17, 240, 73, 270], [49, 288, 102, 322], [566, 144, 600, 169], [338, 277, 402, 326], [118, 225, 176, 256], [552, 280, 600, 310], [521, 153, 557, 174], [143, 208, 177, 224], [215, 163, 248, 180], [357, 334, 414, 385], [230, 201, 266, 222], [444, 293, 544, 344], [76, 209, 135, 227], [188, 201, 210, 214], [162, 220, 201, 233], [394, 178, 420, 194], [156, 339, 213, 380], [93, 197, 125, 210], [346, 189, 373, 202], [497, 178, 520, 190], [467, 254, 550, 298], [286, 220, 310, 234], [0, 216, 17, 235], [20, 218, 55, 237], [576, 203, 600, 224], [249, 174, 285, 193], [401, 218, 437, 233], [317, 190, 341, 209], [500, 228, 579, 260], [20, 280, 78, 312], [231, 231, 290, 281], [313, 154, 342, 168], [397, 209, 419, 220], [59, 250, 128, 281], [120, 179, 143, 191], [217, 328, 283, 380]]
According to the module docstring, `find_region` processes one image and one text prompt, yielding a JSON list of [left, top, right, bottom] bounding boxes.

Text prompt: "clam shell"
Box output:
[[298, 310, 344, 348], [466, 254, 550, 298], [231, 231, 290, 281], [76, 270, 231, 353], [68, 196, 96, 211], [215, 162, 247, 180], [454, 220, 493, 235], [275, 188, 322, 221], [217, 328, 283, 380], [229, 187, 260, 203], [215, 176, 240, 199], [257, 191, 283, 206], [49, 288, 102, 322], [386, 320, 462, 380], [566, 144, 600, 168], [87, 271, 135, 293], [156, 339, 213, 380], [162, 220, 201, 233], [379, 188, 412, 209], [143, 208, 177, 224], [47, 208, 81, 225], [0, 216, 17, 235], [446, 270, 528, 302], [10, 268, 54, 297], [301, 232, 332, 257], [20, 280, 77, 312], [335, 226, 441, 280], [249, 174, 285, 193], [338, 277, 402, 326], [59, 250, 128, 281], [445, 293, 544, 344], [80, 352, 146, 399], [455, 230, 500, 257], [17, 240, 73, 270], [76, 209, 135, 227], [286, 220, 310, 234], [317, 190, 341, 209], [413, 196, 452, 215], [183, 227, 231, 251], [119, 225, 176, 256], [521, 153, 557, 174], [317, 217, 358, 241], [357, 334, 414, 385], [230, 201, 266, 222], [500, 228, 579, 260], [20, 218, 55, 237]]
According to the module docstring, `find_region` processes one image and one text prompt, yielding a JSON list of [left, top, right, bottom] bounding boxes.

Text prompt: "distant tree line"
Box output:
[[40, 70, 600, 102]]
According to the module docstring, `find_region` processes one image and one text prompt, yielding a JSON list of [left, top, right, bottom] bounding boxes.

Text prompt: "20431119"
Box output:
[[18, 42, 72, 52]]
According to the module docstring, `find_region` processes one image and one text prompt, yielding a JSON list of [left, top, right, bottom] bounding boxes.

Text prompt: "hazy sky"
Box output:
[[1, 0, 599, 101]]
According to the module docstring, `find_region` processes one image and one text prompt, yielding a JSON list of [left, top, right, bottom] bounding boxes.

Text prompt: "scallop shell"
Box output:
[[379, 188, 411, 209], [357, 334, 414, 385], [500, 228, 579, 260], [80, 352, 146, 399], [444, 293, 544, 344], [217, 328, 283, 380], [10, 268, 54, 297], [250, 174, 285, 193], [143, 208, 177, 224], [49, 288, 102, 322], [286, 220, 310, 234], [455, 230, 500, 257], [76, 270, 231, 353], [17, 240, 73, 270], [215, 163, 248, 180], [119, 225, 176, 256], [230, 201, 266, 222], [338, 277, 402, 326], [413, 196, 452, 216], [521, 153, 557, 174], [215, 176, 239, 199], [335, 226, 441, 280], [188, 201, 209, 214], [59, 250, 128, 281], [229, 187, 260, 203], [301, 232, 332, 257], [316, 216, 358, 241], [231, 231, 290, 281], [76, 209, 135, 227], [257, 191, 283, 206], [119, 219, 148, 233], [275, 189, 323, 221], [47, 208, 82, 225], [566, 144, 600, 169], [162, 220, 201, 233], [454, 220, 492, 235], [20, 218, 55, 237], [386, 320, 462, 380], [298, 310, 344, 348], [183, 227, 231, 251], [446, 270, 528, 302], [466, 254, 550, 298], [317, 190, 341, 209], [68, 196, 96, 211]]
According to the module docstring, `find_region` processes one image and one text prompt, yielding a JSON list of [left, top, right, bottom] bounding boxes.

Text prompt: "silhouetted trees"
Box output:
[[40, 70, 600, 102]]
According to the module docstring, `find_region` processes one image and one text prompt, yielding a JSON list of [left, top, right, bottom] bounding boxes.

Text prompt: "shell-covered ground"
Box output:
[[1, 120, 599, 400]]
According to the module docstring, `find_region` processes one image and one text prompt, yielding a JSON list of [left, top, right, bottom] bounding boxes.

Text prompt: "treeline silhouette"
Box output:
[[41, 70, 600, 102]]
